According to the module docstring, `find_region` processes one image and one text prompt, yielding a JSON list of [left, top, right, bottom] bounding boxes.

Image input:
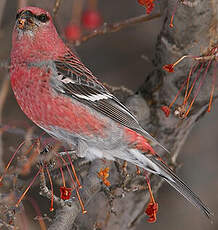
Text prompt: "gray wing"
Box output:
[[52, 52, 169, 153]]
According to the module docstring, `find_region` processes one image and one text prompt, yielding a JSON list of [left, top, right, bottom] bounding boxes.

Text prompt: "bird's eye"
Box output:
[[16, 10, 23, 20], [37, 14, 49, 23]]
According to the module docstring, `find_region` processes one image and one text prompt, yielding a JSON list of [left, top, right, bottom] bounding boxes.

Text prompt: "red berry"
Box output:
[[82, 10, 102, 30], [60, 186, 72, 200], [163, 64, 175, 73], [137, 0, 155, 14], [161, 106, 170, 117], [137, 0, 145, 5], [64, 24, 81, 41]]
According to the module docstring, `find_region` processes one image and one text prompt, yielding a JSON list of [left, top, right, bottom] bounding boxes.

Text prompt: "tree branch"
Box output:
[[73, 13, 161, 46]]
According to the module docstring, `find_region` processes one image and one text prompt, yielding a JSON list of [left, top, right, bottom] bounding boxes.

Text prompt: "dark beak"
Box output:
[[17, 11, 34, 30]]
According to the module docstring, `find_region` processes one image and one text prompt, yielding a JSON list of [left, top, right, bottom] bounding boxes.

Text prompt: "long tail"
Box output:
[[136, 127, 170, 154], [116, 149, 213, 220]]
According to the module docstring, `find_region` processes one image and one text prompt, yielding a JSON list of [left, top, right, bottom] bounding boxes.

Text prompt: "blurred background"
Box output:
[[0, 0, 217, 229]]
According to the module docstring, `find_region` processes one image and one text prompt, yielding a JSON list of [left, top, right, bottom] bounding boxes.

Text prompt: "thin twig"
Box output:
[[74, 13, 161, 46], [53, 0, 63, 16], [0, 76, 9, 123], [0, 0, 6, 28], [0, 76, 10, 169]]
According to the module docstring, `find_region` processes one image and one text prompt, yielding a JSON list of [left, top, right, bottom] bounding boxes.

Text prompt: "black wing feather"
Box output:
[[54, 53, 140, 128], [53, 52, 168, 152]]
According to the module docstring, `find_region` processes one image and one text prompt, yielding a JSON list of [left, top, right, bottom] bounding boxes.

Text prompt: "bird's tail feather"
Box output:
[[137, 128, 170, 154], [115, 149, 213, 221], [148, 154, 213, 221]]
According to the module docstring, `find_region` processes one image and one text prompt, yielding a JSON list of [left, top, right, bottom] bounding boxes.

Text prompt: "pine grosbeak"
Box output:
[[10, 7, 212, 219]]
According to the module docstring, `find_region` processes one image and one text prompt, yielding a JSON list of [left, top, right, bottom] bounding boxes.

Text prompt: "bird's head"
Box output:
[[15, 6, 52, 37], [12, 7, 66, 63], [15, 7, 52, 36]]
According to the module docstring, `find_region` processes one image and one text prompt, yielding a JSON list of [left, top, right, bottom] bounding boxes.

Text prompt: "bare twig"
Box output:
[[53, 0, 63, 16], [0, 76, 10, 169], [74, 13, 161, 46], [0, 0, 6, 28], [0, 76, 9, 123]]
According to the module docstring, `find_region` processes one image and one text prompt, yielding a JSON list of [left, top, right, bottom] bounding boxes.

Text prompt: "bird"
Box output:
[[10, 6, 212, 220]]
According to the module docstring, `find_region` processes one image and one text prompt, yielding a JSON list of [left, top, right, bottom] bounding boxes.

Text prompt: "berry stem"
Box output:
[[173, 55, 189, 67], [16, 167, 42, 207], [185, 60, 212, 117], [168, 77, 187, 109], [57, 157, 66, 187], [45, 165, 54, 212], [57, 153, 87, 214], [66, 151, 82, 188], [183, 62, 199, 105], [0, 141, 25, 183], [208, 62, 217, 112], [145, 176, 155, 204], [183, 63, 203, 105], [169, 1, 179, 28]]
